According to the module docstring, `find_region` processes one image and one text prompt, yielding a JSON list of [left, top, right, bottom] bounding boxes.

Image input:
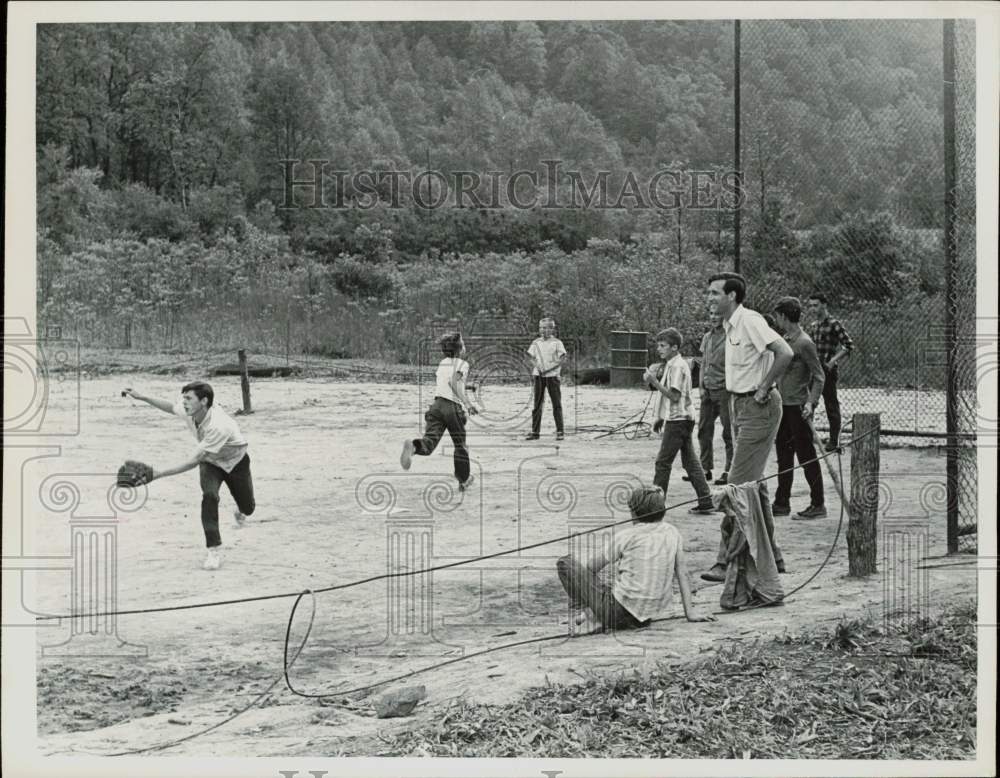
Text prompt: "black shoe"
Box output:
[[556, 431, 565, 441], [824, 441, 839, 453], [776, 560, 787, 574], [700, 564, 727, 582], [792, 504, 828, 520], [714, 472, 729, 485], [771, 503, 791, 517], [524, 433, 540, 440], [683, 471, 711, 483]]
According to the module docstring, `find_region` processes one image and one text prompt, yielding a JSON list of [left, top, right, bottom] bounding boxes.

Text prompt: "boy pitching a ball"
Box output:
[[120, 381, 255, 570]]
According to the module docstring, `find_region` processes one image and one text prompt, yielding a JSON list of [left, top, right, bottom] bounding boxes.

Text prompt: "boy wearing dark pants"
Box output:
[[401, 332, 479, 490], [692, 314, 733, 484], [526, 317, 567, 441], [644, 328, 716, 515], [122, 381, 255, 571], [772, 297, 827, 519]]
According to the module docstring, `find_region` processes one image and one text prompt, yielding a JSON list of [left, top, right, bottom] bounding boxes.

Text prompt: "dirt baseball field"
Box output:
[[29, 371, 975, 756]]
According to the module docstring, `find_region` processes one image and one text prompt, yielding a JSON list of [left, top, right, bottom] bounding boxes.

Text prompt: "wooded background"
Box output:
[[36, 20, 954, 386]]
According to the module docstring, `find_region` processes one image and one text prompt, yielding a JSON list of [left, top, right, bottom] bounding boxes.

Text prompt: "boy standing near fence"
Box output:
[[525, 317, 567, 441], [401, 332, 479, 491], [644, 328, 716, 515], [771, 297, 827, 520], [806, 293, 854, 451]]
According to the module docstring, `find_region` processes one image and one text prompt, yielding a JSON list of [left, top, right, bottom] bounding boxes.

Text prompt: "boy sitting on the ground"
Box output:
[[556, 486, 716, 635]]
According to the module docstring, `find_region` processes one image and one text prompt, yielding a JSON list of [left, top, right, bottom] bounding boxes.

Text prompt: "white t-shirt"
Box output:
[[173, 401, 248, 472], [527, 337, 567, 377], [723, 305, 780, 393], [654, 354, 695, 422], [435, 357, 470, 404]]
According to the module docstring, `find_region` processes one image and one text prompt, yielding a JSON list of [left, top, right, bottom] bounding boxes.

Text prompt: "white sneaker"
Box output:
[[203, 547, 222, 571], [458, 474, 475, 492], [400, 440, 415, 470], [234, 509, 247, 529]]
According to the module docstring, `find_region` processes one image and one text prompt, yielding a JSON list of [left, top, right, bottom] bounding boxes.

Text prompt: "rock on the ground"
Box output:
[[374, 685, 426, 719]]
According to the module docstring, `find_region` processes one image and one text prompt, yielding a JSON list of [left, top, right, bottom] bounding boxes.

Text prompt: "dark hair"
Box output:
[[655, 327, 683, 349], [807, 292, 828, 304], [773, 296, 803, 323], [439, 331, 463, 357], [707, 272, 748, 303], [181, 381, 214, 408]]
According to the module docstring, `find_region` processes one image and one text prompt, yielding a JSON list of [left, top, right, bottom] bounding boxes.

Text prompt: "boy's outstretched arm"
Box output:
[[675, 543, 716, 622], [122, 388, 175, 414], [151, 455, 201, 482]]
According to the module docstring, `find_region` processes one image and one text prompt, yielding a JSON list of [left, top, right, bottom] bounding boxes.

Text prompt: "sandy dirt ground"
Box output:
[[24, 372, 976, 756]]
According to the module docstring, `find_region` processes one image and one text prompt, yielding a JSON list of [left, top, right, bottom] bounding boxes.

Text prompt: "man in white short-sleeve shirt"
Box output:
[[122, 381, 255, 571], [700, 273, 793, 583], [525, 317, 568, 440]]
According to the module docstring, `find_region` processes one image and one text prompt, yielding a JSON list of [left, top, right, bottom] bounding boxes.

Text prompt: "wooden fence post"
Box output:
[[848, 413, 880, 576], [238, 349, 252, 415]]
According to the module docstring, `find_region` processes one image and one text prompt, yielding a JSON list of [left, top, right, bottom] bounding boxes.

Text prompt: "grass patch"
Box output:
[[377, 601, 978, 759]]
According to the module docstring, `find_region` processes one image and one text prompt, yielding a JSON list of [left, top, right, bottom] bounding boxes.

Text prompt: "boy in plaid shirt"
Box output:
[[805, 294, 854, 451]]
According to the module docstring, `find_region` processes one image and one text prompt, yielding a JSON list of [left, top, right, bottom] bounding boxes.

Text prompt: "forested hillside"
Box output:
[[36, 20, 952, 372]]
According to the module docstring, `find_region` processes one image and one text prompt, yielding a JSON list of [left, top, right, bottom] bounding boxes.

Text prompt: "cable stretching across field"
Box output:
[[36, 431, 870, 623], [281, 449, 850, 701], [92, 441, 859, 755]]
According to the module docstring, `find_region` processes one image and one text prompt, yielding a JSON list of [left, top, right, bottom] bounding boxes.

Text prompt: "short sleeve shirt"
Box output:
[[722, 305, 781, 393], [655, 354, 695, 421], [173, 402, 248, 472], [527, 337, 567, 377], [606, 521, 681, 623], [435, 357, 470, 404]]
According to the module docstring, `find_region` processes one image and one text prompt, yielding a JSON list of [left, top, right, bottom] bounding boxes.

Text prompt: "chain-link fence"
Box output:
[[949, 19, 978, 552], [738, 19, 978, 551]]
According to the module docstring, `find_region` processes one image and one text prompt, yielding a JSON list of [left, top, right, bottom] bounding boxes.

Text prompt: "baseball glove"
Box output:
[[116, 460, 154, 488]]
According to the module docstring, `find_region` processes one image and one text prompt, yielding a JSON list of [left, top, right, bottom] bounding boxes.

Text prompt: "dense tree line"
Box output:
[[38, 19, 947, 243]]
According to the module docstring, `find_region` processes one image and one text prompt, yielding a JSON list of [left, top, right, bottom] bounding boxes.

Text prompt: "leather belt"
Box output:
[[732, 386, 775, 398]]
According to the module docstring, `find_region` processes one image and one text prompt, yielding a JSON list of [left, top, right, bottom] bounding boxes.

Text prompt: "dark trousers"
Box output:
[[774, 406, 825, 507], [531, 376, 564, 434], [820, 366, 842, 444], [413, 396, 470, 483], [698, 386, 733, 474], [200, 453, 255, 548], [654, 419, 714, 510], [556, 556, 645, 631]]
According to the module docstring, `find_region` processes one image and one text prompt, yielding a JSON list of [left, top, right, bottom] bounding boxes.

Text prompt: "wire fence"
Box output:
[[738, 19, 978, 550], [949, 19, 978, 552]]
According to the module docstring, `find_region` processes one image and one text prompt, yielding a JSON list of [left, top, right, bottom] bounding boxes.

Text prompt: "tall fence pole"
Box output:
[[848, 413, 881, 577], [942, 20, 959, 554], [733, 19, 742, 275]]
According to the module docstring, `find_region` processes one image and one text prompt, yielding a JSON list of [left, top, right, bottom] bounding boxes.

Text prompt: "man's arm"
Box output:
[[151, 455, 202, 481], [827, 321, 854, 368], [122, 388, 176, 415], [675, 543, 715, 622], [801, 339, 826, 416], [756, 338, 794, 402]]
